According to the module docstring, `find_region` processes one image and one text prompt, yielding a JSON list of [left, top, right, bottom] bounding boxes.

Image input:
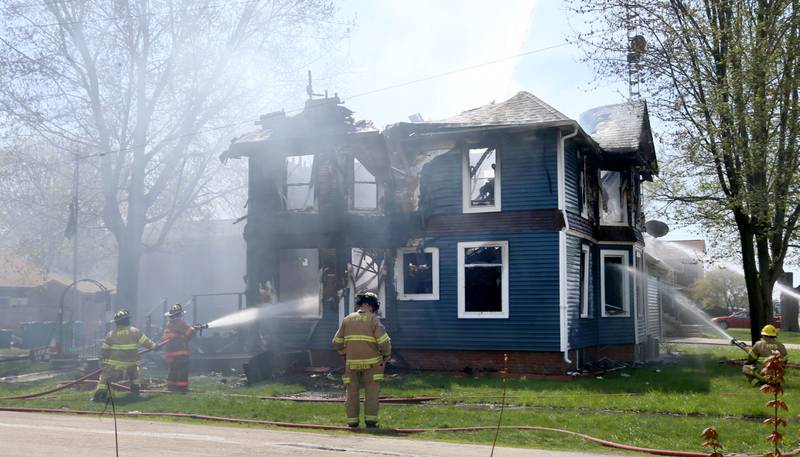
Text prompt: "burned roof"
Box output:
[[579, 99, 657, 177]]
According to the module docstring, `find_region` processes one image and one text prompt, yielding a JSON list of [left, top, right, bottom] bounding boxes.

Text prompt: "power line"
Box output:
[[76, 41, 571, 161]]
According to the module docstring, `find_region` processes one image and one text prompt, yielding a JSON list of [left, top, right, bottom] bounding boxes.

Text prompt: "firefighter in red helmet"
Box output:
[[162, 304, 196, 392]]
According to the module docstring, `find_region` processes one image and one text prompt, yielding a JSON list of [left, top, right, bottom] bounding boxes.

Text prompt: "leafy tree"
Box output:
[[0, 1, 347, 319], [689, 266, 748, 315], [570, 0, 800, 343]]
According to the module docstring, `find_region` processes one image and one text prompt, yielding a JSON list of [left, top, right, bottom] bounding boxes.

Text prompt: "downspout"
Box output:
[[558, 126, 579, 365]]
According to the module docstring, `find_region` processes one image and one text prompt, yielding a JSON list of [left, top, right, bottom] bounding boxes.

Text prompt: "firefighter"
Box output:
[[162, 303, 196, 392], [332, 292, 391, 429], [92, 310, 157, 402], [742, 324, 788, 384]]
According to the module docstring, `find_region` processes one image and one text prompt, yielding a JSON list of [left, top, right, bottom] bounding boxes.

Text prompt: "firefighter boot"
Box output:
[[91, 389, 108, 403]]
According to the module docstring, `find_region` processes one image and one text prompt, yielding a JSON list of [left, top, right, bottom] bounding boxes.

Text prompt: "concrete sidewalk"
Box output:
[[0, 410, 621, 457]]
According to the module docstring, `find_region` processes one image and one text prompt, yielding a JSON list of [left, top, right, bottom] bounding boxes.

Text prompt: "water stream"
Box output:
[[205, 295, 319, 329]]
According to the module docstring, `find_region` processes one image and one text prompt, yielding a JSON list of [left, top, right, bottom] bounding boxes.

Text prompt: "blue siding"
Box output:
[[567, 235, 597, 348], [418, 131, 558, 216], [596, 244, 636, 345], [564, 144, 580, 211], [385, 232, 560, 351], [502, 131, 558, 210]]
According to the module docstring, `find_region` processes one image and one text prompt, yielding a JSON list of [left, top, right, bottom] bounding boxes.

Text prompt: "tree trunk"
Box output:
[[115, 226, 144, 324], [779, 273, 799, 332], [737, 219, 766, 343]]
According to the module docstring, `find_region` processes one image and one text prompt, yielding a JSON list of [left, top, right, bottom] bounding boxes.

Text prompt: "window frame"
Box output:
[[633, 248, 646, 319], [283, 154, 316, 212], [600, 249, 630, 318], [277, 248, 322, 319], [580, 244, 591, 318], [396, 247, 439, 301], [599, 170, 628, 226], [348, 248, 386, 319], [351, 157, 379, 212], [462, 147, 501, 214], [457, 241, 509, 319]]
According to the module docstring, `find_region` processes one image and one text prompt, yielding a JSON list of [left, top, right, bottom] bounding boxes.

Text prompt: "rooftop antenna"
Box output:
[[306, 70, 325, 100], [625, 5, 646, 99]]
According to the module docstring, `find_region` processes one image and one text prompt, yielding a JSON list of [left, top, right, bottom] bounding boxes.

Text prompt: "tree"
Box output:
[[570, 0, 800, 343], [689, 266, 748, 315], [0, 1, 347, 319]]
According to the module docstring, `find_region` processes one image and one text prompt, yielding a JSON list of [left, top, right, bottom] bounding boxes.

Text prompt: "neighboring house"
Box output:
[[220, 91, 660, 373]]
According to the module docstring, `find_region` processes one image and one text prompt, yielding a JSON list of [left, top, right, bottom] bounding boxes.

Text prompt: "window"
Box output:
[[458, 241, 509, 318], [601, 250, 629, 317], [634, 250, 646, 318], [600, 171, 626, 225], [353, 158, 377, 210], [580, 158, 591, 218], [580, 245, 590, 318], [284, 154, 315, 211], [348, 248, 386, 318], [396, 247, 439, 300], [463, 148, 500, 213], [278, 249, 321, 317]]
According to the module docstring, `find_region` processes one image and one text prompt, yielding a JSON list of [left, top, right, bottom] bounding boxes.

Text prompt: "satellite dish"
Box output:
[[645, 220, 669, 238]]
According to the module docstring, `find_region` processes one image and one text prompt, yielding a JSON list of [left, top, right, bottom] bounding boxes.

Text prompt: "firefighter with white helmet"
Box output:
[[742, 324, 788, 384], [332, 291, 391, 428], [162, 303, 196, 392], [92, 310, 157, 402]]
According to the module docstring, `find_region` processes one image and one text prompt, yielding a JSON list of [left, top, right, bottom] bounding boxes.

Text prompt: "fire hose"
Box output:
[[0, 405, 794, 457], [0, 338, 169, 401]]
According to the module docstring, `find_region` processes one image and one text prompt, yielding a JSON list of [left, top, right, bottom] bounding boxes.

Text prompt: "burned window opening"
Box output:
[[396, 247, 439, 300], [284, 155, 315, 211], [278, 249, 321, 317], [348, 248, 386, 317], [600, 170, 626, 225], [458, 241, 508, 318], [353, 157, 378, 210], [464, 148, 499, 212], [580, 245, 590, 318]]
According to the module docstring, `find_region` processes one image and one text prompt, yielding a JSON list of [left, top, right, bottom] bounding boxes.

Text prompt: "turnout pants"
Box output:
[[166, 355, 190, 391], [343, 364, 384, 426], [95, 364, 139, 394], [743, 363, 767, 383]]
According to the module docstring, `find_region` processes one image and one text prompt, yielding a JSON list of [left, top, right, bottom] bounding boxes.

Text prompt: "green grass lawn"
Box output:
[[0, 344, 796, 454]]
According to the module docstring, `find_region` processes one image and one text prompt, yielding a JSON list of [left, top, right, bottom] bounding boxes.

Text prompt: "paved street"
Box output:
[[0, 411, 620, 457]]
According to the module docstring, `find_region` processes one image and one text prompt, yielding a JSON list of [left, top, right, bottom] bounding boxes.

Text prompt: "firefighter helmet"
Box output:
[[112, 309, 130, 325], [165, 303, 184, 318], [761, 324, 778, 337], [355, 291, 380, 312]]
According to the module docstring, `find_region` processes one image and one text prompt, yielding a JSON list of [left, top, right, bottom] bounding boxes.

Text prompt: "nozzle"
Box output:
[[193, 323, 209, 335], [731, 338, 748, 351]]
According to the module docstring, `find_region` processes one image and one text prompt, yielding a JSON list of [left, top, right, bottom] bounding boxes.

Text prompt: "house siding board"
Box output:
[[596, 244, 636, 345], [647, 277, 661, 338], [502, 131, 558, 211], [566, 235, 597, 348], [419, 149, 462, 216]]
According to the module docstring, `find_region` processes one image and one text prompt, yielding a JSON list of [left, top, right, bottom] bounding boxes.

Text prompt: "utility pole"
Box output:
[[58, 154, 79, 357]]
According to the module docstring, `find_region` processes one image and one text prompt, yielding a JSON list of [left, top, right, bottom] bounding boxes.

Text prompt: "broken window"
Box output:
[[458, 241, 508, 318], [580, 245, 590, 318], [601, 251, 629, 317], [284, 155, 315, 211], [463, 148, 500, 212], [396, 247, 439, 300], [278, 249, 321, 317], [348, 248, 386, 318], [600, 171, 626, 225], [353, 158, 377, 210]]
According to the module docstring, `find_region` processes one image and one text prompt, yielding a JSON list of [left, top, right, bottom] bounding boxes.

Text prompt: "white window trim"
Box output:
[[599, 170, 628, 226], [580, 244, 591, 318], [284, 154, 317, 213], [462, 148, 501, 214], [396, 247, 439, 301], [580, 158, 589, 219], [347, 248, 386, 319], [600, 249, 630, 318], [457, 241, 509, 319]]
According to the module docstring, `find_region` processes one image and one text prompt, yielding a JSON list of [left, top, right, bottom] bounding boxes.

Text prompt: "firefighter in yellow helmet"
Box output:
[[742, 324, 788, 384], [92, 310, 157, 402], [162, 304, 196, 392], [332, 292, 391, 428]]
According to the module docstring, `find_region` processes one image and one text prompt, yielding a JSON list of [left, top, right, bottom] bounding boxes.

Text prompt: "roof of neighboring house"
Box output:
[[579, 99, 658, 176], [0, 255, 47, 288]]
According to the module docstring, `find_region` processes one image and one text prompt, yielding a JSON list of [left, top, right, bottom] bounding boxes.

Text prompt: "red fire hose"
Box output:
[[0, 405, 791, 457]]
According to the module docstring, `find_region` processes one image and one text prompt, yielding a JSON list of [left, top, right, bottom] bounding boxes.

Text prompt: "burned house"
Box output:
[[220, 92, 659, 374]]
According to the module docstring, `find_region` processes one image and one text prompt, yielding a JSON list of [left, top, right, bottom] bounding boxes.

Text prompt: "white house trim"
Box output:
[[462, 147, 501, 213], [580, 244, 591, 319], [600, 249, 630, 318], [457, 241, 509, 319], [395, 247, 440, 301], [558, 127, 578, 359]]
